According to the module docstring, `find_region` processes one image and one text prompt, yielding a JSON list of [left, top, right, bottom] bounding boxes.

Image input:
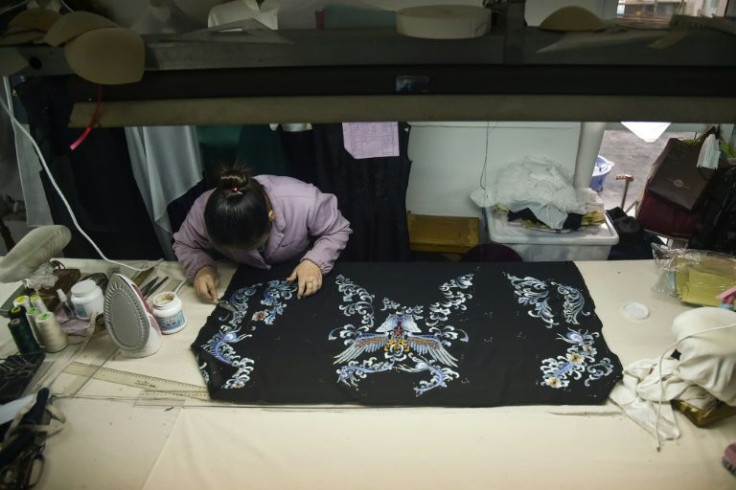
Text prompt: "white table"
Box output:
[[1, 259, 734, 490]]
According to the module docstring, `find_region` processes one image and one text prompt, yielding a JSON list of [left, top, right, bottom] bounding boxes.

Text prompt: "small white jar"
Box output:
[[70, 279, 104, 320], [150, 291, 187, 334]]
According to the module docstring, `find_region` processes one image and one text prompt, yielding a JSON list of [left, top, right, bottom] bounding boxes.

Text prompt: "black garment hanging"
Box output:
[[15, 78, 162, 260], [310, 123, 412, 262], [192, 261, 623, 406]]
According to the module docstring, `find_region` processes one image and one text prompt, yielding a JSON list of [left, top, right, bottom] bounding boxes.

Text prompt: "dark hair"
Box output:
[[204, 169, 271, 250]]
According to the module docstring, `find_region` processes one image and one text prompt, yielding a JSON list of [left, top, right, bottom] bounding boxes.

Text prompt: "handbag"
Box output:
[[637, 186, 701, 239], [646, 137, 716, 212]]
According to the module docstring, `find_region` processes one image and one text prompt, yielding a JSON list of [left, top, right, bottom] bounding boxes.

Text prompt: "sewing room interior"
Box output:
[[0, 0, 735, 488]]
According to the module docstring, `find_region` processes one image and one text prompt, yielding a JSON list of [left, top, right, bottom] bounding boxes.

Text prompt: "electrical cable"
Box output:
[[1, 78, 153, 273]]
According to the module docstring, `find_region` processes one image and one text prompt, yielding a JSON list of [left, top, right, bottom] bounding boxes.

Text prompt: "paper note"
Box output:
[[342, 122, 399, 159]]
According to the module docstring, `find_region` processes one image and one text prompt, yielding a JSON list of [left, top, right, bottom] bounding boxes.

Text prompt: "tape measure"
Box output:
[[62, 361, 210, 402]]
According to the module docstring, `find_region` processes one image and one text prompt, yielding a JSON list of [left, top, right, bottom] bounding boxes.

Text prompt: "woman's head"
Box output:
[[204, 168, 272, 251]]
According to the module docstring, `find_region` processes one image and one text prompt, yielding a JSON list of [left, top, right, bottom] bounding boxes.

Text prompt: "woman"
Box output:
[[173, 169, 351, 302]]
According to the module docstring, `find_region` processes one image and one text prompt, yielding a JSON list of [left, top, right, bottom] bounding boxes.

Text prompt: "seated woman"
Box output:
[[173, 168, 352, 302]]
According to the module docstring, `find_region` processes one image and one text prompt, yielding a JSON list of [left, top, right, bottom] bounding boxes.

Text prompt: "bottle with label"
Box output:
[[70, 279, 104, 320]]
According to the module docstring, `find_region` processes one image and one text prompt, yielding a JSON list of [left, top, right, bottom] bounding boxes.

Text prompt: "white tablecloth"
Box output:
[[1, 259, 734, 489]]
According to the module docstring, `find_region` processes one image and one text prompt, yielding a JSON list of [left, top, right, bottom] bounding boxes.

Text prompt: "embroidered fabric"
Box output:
[[192, 262, 623, 406]]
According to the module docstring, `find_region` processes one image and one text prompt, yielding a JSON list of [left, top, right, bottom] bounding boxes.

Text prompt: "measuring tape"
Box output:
[[62, 361, 210, 402]]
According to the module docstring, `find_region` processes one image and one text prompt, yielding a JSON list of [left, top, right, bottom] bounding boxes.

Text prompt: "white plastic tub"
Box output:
[[484, 208, 619, 262]]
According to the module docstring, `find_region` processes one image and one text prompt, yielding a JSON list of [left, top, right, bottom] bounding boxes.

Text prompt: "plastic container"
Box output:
[[590, 155, 614, 192], [150, 291, 187, 334], [483, 208, 619, 262], [70, 279, 104, 320]]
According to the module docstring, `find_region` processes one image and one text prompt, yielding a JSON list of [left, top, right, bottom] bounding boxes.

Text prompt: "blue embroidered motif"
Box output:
[[199, 280, 297, 389], [551, 281, 591, 325], [540, 329, 615, 389], [329, 274, 473, 396], [506, 274, 557, 328]]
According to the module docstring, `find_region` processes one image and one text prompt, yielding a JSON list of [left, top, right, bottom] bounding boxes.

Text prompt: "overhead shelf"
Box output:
[[5, 25, 736, 125]]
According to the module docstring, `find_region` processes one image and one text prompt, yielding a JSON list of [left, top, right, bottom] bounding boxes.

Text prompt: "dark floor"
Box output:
[[596, 129, 694, 213]]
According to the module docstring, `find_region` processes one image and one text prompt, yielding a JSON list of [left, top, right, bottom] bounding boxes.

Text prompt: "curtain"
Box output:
[[2, 77, 52, 227], [125, 126, 204, 259]]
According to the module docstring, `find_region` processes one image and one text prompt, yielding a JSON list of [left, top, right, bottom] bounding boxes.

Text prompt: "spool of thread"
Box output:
[[8, 306, 41, 354], [13, 295, 31, 311], [35, 311, 68, 353], [30, 293, 48, 313], [396, 6, 492, 40], [26, 306, 43, 347]]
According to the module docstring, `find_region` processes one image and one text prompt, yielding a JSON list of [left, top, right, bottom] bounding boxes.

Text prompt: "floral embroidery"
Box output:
[[506, 274, 557, 328], [540, 329, 615, 389], [200, 280, 297, 389], [551, 282, 590, 325], [329, 274, 473, 396]]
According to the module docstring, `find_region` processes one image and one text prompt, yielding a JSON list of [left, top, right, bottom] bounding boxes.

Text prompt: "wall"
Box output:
[[405, 121, 581, 217]]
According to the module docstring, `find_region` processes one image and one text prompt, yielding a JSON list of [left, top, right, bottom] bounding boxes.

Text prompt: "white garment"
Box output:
[[472, 155, 589, 229], [609, 307, 736, 444]]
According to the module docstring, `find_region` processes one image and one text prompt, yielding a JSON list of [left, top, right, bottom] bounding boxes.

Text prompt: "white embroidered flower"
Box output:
[[546, 377, 562, 388], [567, 353, 584, 364]]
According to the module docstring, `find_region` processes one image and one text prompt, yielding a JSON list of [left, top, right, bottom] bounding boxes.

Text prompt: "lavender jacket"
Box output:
[[172, 175, 352, 282]]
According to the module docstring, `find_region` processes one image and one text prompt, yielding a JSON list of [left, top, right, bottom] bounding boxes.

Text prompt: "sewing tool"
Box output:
[[62, 362, 209, 402]]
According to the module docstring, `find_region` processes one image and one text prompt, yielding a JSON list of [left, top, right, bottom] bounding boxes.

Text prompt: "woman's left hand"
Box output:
[[287, 260, 323, 299]]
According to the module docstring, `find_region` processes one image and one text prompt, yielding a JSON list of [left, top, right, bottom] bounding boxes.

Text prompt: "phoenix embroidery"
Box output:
[[328, 274, 473, 396]]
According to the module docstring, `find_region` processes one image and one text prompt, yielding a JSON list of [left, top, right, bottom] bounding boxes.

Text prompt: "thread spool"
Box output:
[[8, 306, 41, 354], [26, 306, 43, 347], [30, 293, 48, 313], [396, 6, 492, 40], [13, 295, 31, 311], [35, 311, 68, 353]]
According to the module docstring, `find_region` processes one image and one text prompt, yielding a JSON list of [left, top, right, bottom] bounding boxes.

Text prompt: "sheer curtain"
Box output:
[[125, 126, 203, 260]]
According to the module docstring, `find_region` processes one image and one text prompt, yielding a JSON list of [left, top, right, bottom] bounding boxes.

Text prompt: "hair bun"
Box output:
[[218, 169, 251, 191]]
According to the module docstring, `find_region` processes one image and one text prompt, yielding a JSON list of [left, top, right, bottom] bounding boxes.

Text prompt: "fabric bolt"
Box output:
[[172, 175, 352, 282], [192, 261, 623, 406]]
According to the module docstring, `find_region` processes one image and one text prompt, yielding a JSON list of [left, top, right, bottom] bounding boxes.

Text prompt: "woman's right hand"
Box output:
[[194, 265, 219, 303]]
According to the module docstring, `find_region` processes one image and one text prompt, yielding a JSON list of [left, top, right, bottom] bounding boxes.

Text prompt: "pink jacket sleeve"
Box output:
[[301, 190, 352, 274], [172, 192, 216, 282]]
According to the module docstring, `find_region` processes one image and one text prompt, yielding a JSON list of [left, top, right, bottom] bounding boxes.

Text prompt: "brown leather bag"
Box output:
[[646, 137, 716, 212]]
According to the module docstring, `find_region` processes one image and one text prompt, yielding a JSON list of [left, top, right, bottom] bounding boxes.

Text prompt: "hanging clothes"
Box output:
[[192, 261, 622, 406], [310, 123, 412, 262], [15, 77, 162, 260]]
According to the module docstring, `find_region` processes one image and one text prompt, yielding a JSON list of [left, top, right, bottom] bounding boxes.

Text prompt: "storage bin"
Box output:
[[483, 208, 619, 261]]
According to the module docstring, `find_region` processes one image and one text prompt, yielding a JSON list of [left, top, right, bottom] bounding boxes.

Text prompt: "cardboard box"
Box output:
[[407, 214, 479, 254]]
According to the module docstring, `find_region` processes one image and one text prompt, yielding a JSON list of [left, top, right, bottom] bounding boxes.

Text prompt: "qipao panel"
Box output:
[[191, 262, 623, 406]]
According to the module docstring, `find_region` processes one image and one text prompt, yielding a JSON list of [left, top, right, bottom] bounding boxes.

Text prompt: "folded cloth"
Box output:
[[610, 307, 736, 446]]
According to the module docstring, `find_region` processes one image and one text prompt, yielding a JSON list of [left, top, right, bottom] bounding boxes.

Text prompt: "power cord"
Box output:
[[1, 79, 152, 273]]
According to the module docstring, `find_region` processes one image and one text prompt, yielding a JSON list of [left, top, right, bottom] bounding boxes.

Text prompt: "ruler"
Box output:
[[62, 361, 210, 402]]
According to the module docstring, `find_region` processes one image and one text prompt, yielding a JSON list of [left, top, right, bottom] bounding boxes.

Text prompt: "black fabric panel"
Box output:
[[192, 261, 622, 407], [310, 123, 412, 262], [15, 77, 162, 260]]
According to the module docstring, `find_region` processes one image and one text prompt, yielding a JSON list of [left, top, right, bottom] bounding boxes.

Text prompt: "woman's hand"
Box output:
[[194, 265, 219, 303], [287, 260, 323, 299]]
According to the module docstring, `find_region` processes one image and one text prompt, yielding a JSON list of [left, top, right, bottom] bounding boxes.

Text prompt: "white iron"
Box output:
[[104, 273, 161, 358]]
